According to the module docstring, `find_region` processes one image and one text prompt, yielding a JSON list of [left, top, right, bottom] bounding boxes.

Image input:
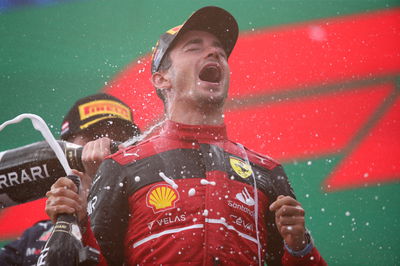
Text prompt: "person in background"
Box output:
[[0, 93, 140, 266], [47, 6, 327, 265]]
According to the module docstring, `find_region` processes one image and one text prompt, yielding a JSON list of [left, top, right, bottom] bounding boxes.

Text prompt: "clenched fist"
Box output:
[[269, 195, 308, 251]]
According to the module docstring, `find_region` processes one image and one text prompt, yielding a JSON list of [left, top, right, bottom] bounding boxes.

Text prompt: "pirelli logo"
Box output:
[[78, 100, 132, 122]]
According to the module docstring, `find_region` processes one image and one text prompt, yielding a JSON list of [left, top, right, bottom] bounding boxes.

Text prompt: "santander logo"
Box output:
[[0, 8, 399, 242], [105, 9, 400, 192]]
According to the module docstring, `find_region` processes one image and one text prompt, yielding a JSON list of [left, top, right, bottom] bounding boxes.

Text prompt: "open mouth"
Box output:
[[199, 64, 221, 83]]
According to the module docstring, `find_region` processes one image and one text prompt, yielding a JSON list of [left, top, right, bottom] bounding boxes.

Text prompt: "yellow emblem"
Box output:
[[230, 156, 253, 179], [78, 99, 132, 129], [146, 184, 179, 213], [166, 25, 182, 35]]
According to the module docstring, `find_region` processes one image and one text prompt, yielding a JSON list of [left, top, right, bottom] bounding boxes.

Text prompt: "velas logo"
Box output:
[[78, 99, 132, 124], [104, 9, 400, 191], [2, 8, 399, 245], [146, 184, 179, 213], [230, 156, 253, 179]]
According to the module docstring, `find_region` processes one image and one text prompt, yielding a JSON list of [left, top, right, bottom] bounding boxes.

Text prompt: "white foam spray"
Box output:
[[237, 143, 261, 266], [188, 188, 196, 196], [122, 118, 166, 148], [200, 179, 216, 186], [159, 172, 178, 189], [0, 113, 73, 175]]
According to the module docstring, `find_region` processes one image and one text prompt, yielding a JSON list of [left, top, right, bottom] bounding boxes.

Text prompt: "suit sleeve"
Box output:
[[84, 158, 130, 266], [264, 164, 295, 265], [265, 164, 327, 266], [0, 220, 51, 266], [0, 236, 25, 266]]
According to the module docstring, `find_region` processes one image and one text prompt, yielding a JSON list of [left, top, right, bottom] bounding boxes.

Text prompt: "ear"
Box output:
[[151, 71, 172, 93]]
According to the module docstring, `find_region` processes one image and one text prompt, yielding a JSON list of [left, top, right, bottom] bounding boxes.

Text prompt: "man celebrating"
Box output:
[[47, 6, 326, 265], [0, 93, 140, 265]]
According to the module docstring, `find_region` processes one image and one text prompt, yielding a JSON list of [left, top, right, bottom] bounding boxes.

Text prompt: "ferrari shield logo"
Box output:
[[230, 156, 253, 179]]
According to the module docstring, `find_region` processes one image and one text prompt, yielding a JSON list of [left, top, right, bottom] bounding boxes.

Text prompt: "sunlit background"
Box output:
[[1, 0, 399, 265]]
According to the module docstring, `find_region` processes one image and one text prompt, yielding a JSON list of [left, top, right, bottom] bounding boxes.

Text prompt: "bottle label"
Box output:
[[53, 220, 82, 240], [54, 221, 71, 234]]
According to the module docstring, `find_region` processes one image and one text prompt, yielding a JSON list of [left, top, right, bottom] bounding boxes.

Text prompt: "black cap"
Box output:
[[151, 6, 239, 74], [60, 93, 140, 140]]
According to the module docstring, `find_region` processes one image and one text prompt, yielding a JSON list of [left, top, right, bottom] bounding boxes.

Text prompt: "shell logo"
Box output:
[[105, 9, 400, 192], [146, 184, 179, 213]]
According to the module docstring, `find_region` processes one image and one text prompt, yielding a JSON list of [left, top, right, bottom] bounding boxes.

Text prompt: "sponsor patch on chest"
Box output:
[[229, 156, 253, 179], [147, 214, 186, 230], [146, 184, 180, 213]]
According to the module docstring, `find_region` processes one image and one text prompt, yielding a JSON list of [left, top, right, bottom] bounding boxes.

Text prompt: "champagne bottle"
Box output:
[[0, 140, 119, 208], [36, 175, 99, 266]]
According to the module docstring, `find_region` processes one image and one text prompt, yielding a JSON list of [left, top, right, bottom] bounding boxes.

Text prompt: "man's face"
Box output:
[[164, 30, 230, 109]]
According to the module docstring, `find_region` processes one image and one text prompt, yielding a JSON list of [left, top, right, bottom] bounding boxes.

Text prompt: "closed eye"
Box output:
[[186, 46, 200, 52], [183, 38, 203, 50]]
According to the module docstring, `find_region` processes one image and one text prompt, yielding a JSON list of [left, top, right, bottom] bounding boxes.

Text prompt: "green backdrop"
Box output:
[[1, 0, 399, 265]]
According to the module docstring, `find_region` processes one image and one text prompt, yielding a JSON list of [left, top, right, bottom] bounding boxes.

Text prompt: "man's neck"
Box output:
[[168, 105, 224, 126]]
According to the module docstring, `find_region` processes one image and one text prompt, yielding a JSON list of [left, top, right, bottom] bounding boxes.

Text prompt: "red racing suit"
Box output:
[[83, 120, 326, 265]]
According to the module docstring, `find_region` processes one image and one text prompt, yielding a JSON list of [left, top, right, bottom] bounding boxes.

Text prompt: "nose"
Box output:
[[205, 46, 220, 59]]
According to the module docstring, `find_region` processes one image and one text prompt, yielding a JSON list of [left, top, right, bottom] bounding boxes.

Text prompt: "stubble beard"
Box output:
[[193, 88, 227, 114]]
